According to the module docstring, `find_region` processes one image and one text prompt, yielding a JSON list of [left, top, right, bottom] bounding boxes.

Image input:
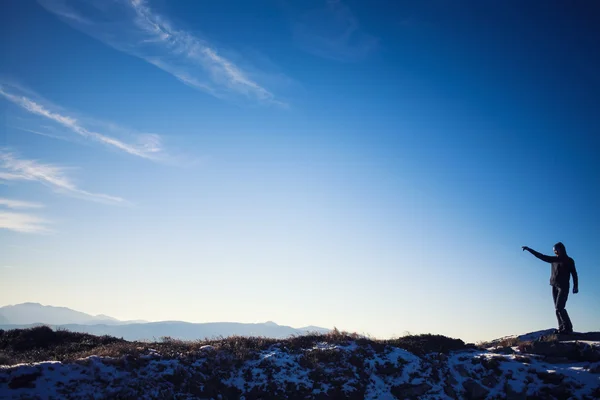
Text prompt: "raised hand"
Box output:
[[522, 246, 529, 251]]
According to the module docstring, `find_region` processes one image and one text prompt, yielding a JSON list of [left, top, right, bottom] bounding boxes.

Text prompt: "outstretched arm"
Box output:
[[571, 260, 579, 293], [521, 246, 557, 263]]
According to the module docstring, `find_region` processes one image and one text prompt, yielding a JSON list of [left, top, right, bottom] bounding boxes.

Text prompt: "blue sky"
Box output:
[[1, 0, 598, 342]]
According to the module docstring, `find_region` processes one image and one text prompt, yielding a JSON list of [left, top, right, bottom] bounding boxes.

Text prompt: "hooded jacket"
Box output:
[[528, 249, 579, 288]]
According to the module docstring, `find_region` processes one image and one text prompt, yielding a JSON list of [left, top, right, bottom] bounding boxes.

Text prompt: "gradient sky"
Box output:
[[1, 0, 599, 343]]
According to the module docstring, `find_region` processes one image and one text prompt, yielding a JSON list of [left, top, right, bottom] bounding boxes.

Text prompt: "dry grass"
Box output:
[[0, 326, 125, 365], [0, 326, 471, 366], [477, 336, 520, 349], [540, 334, 558, 342], [495, 337, 520, 348], [478, 332, 562, 351]]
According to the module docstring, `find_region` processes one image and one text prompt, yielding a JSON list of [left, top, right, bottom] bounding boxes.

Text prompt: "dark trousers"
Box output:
[[552, 285, 573, 332]]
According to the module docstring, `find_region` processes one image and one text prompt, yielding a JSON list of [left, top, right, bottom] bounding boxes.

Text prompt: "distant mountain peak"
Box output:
[[264, 321, 279, 326], [95, 314, 119, 321], [0, 303, 121, 326], [19, 302, 44, 307]]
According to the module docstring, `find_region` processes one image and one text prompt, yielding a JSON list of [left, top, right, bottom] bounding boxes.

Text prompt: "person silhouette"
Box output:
[[522, 242, 579, 334]]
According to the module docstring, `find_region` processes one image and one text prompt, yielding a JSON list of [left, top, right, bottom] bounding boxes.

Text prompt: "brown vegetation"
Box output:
[[0, 326, 471, 366]]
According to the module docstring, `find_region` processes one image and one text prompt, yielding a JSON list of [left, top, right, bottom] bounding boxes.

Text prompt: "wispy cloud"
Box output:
[[0, 150, 126, 205], [38, 0, 286, 106], [0, 85, 164, 161], [293, 0, 378, 62], [0, 198, 49, 234], [0, 198, 44, 209], [14, 126, 78, 143], [0, 211, 51, 234]]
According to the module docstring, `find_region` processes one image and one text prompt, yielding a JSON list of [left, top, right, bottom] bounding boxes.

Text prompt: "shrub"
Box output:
[[386, 334, 468, 355], [0, 326, 125, 364]]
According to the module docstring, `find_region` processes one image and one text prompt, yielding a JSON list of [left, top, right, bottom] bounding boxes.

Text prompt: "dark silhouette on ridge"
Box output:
[[522, 242, 579, 334]]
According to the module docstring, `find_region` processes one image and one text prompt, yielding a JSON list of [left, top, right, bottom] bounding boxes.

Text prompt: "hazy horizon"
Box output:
[[0, 302, 324, 328], [1, 0, 599, 344]]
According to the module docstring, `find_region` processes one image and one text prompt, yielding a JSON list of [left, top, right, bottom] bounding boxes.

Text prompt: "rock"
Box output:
[[580, 345, 600, 363], [536, 371, 564, 385], [543, 356, 570, 364], [446, 373, 458, 386], [521, 340, 599, 362], [558, 332, 600, 341], [455, 364, 470, 378], [540, 384, 572, 399], [8, 371, 41, 390], [505, 382, 527, 400], [481, 374, 499, 388], [444, 383, 458, 398], [462, 379, 489, 400], [391, 382, 432, 399], [429, 364, 442, 381], [481, 357, 502, 371], [496, 346, 515, 355]]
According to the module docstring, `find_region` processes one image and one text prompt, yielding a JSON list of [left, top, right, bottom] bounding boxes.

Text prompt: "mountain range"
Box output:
[[0, 303, 329, 341], [0, 303, 144, 326]]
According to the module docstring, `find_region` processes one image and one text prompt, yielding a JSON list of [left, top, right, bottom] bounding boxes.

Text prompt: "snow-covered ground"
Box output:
[[1, 333, 599, 399]]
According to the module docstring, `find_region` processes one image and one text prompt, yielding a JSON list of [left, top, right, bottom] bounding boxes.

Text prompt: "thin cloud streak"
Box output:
[[0, 86, 163, 160], [0, 151, 126, 205], [38, 0, 286, 106], [0, 211, 51, 234], [0, 198, 44, 209], [293, 0, 378, 62], [129, 0, 282, 104], [14, 126, 77, 143]]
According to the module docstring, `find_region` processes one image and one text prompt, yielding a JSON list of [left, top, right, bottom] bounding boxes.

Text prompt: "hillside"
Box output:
[[1, 327, 599, 399]]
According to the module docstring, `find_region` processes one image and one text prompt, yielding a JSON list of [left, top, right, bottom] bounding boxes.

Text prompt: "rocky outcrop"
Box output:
[[518, 337, 600, 363]]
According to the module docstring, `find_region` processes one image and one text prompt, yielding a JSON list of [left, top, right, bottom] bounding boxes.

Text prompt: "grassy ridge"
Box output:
[[0, 326, 471, 365]]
